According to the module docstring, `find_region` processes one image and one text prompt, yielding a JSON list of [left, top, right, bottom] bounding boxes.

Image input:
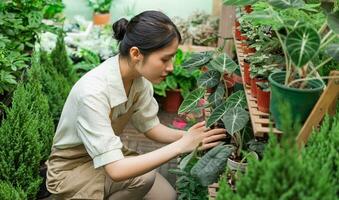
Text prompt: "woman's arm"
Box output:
[[144, 123, 185, 144], [104, 121, 226, 181]]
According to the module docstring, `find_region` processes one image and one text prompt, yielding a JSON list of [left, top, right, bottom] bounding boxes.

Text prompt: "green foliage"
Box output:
[[0, 182, 26, 200], [0, 0, 58, 52], [153, 49, 200, 97], [0, 83, 43, 199], [88, 0, 114, 13], [216, 110, 338, 200], [51, 32, 78, 84], [191, 144, 234, 186], [169, 151, 209, 200], [27, 50, 55, 160], [43, 0, 64, 19], [74, 48, 101, 77]]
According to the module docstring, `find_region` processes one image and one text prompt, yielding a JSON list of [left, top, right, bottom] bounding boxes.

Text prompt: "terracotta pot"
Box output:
[[257, 86, 270, 113], [235, 28, 242, 40], [93, 13, 111, 25], [243, 62, 251, 86], [244, 5, 253, 13], [223, 75, 236, 96], [251, 78, 268, 98], [241, 43, 256, 54], [162, 89, 183, 113]]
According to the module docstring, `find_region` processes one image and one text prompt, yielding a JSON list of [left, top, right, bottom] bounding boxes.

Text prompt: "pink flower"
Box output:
[[172, 118, 187, 129]]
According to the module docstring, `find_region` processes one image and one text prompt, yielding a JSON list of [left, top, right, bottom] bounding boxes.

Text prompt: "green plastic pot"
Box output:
[[269, 72, 324, 130]]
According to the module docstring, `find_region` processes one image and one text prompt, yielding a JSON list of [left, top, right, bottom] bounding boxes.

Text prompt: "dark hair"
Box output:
[[112, 10, 182, 57]]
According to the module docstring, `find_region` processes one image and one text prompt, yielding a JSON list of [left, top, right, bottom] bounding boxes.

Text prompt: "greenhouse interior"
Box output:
[[0, 0, 338, 199]]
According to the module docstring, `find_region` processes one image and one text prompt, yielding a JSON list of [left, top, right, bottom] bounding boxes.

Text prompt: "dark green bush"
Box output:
[[27, 50, 55, 161], [0, 181, 26, 200], [0, 83, 43, 199], [51, 32, 78, 84], [216, 111, 338, 200]]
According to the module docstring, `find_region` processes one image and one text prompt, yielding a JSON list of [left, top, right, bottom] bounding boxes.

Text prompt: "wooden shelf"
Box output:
[[233, 38, 283, 137]]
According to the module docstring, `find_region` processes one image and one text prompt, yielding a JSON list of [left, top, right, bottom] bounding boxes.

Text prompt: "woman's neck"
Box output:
[[119, 55, 140, 83]]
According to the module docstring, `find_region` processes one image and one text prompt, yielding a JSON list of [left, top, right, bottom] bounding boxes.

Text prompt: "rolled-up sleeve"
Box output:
[[76, 93, 124, 168], [131, 82, 160, 133]]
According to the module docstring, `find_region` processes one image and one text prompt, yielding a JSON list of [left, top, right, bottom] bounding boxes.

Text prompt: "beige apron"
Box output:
[[46, 104, 139, 200]]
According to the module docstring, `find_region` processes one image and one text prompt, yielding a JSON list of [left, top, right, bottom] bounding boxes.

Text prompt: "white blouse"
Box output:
[[52, 55, 160, 168]]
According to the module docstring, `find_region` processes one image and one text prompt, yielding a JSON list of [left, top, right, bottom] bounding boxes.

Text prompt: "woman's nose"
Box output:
[[166, 62, 174, 72]]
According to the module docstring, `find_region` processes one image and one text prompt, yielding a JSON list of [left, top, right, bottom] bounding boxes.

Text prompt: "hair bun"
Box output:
[[112, 18, 129, 41]]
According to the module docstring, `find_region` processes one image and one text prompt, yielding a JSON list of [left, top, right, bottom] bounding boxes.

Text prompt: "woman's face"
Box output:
[[135, 38, 179, 84]]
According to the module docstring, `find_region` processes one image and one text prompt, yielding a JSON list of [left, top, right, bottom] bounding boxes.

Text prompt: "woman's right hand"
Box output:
[[177, 121, 226, 154]]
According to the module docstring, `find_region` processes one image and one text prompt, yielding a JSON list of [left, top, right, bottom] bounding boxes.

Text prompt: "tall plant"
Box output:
[[87, 0, 113, 14], [224, 0, 339, 87]]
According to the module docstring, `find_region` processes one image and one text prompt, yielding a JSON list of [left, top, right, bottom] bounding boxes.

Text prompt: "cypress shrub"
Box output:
[[0, 181, 26, 200], [0, 83, 43, 199], [216, 112, 337, 200], [28, 50, 55, 161], [50, 32, 78, 84]]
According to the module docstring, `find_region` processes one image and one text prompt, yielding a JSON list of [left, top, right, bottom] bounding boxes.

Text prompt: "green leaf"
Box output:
[[267, 0, 305, 9], [179, 152, 195, 170], [209, 53, 238, 74], [178, 87, 205, 114], [191, 144, 235, 186], [207, 83, 225, 108], [327, 11, 339, 34], [222, 107, 249, 135], [206, 91, 247, 127], [197, 70, 221, 88], [325, 44, 339, 62], [223, 0, 258, 6], [166, 75, 177, 90], [286, 26, 320, 68], [181, 51, 213, 70]]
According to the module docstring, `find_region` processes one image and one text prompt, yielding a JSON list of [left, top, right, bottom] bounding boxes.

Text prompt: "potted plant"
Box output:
[[153, 49, 200, 113], [225, 0, 339, 130], [88, 0, 113, 25], [256, 82, 270, 113]]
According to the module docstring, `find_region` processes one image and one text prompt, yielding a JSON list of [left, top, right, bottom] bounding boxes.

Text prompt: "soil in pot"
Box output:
[[162, 89, 183, 113], [269, 71, 324, 130]]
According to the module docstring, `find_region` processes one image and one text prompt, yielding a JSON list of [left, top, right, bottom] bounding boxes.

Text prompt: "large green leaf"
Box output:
[[207, 83, 225, 108], [267, 0, 305, 9], [191, 144, 235, 186], [328, 11, 339, 34], [165, 75, 177, 90], [178, 87, 205, 114], [209, 53, 238, 74], [197, 70, 221, 88], [286, 26, 321, 68], [222, 107, 249, 135], [242, 9, 284, 30], [223, 0, 258, 6], [325, 44, 339, 62], [181, 51, 213, 70], [206, 91, 247, 127], [179, 151, 195, 170]]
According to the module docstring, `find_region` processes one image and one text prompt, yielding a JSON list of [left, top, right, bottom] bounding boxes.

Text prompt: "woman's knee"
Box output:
[[139, 170, 157, 191]]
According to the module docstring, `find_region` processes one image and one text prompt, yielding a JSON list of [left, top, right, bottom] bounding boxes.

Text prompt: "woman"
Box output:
[[46, 10, 226, 200]]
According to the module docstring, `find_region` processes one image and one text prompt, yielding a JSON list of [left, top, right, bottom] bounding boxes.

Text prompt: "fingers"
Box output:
[[204, 128, 226, 137], [202, 134, 226, 144], [190, 121, 205, 129], [198, 141, 222, 151]]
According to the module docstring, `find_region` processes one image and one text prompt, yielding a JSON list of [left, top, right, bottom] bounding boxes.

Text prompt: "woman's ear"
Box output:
[[129, 47, 143, 63]]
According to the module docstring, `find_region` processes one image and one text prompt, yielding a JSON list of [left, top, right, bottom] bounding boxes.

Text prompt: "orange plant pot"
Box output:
[[250, 78, 267, 98], [93, 13, 111, 25], [243, 62, 251, 86], [257, 87, 270, 113], [244, 5, 253, 13]]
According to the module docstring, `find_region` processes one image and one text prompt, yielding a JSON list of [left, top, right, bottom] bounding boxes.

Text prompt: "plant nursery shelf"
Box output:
[[233, 37, 283, 137]]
